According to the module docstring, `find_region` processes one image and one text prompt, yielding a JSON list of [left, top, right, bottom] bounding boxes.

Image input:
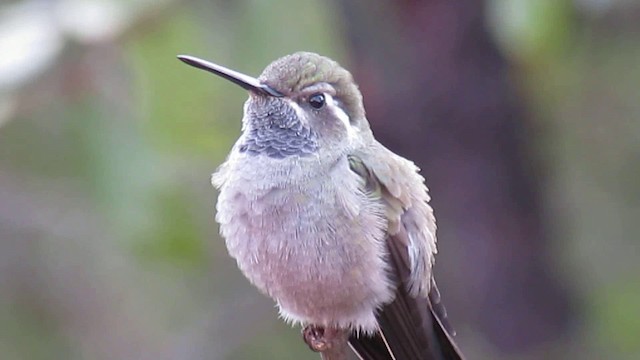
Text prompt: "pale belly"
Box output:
[[216, 179, 393, 331]]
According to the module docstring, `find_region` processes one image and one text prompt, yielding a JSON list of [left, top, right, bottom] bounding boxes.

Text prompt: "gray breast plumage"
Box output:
[[213, 154, 395, 332]]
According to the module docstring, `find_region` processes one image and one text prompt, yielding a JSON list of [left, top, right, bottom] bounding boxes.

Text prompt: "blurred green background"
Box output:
[[0, 0, 638, 359]]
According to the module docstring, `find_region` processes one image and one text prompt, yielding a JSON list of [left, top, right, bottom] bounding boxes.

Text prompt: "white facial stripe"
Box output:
[[288, 99, 306, 123], [326, 94, 356, 138], [286, 95, 356, 139]]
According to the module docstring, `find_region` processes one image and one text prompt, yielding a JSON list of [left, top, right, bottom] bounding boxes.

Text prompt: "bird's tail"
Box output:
[[348, 281, 463, 360]]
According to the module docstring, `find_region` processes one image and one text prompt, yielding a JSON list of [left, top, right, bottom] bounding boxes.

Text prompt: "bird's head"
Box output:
[[178, 52, 371, 159]]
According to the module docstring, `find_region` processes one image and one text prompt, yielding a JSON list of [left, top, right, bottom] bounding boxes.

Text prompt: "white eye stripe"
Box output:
[[287, 94, 356, 139], [288, 99, 305, 121], [325, 94, 356, 138]]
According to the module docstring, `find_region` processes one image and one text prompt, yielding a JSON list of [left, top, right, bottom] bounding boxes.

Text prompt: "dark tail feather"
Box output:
[[348, 282, 464, 360], [428, 280, 463, 359], [348, 221, 464, 359], [348, 335, 389, 360], [349, 226, 464, 359]]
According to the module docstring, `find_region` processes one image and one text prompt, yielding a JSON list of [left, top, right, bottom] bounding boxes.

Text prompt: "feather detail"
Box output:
[[346, 144, 464, 360], [351, 143, 436, 296]]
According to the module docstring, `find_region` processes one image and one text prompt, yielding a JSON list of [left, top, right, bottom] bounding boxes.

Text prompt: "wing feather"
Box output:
[[346, 145, 464, 360]]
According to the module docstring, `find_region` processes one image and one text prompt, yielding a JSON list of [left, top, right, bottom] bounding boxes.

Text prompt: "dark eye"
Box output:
[[308, 93, 325, 109]]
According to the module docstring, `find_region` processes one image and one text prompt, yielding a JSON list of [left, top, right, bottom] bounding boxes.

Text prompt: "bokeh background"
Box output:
[[1, 0, 639, 359]]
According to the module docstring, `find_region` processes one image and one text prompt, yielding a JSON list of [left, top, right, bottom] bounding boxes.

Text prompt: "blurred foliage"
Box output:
[[0, 0, 639, 359], [592, 278, 640, 355], [489, 0, 575, 63]]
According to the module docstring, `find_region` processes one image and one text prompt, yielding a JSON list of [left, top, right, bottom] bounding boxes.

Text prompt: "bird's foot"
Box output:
[[303, 324, 329, 352], [302, 325, 345, 353], [302, 325, 351, 360]]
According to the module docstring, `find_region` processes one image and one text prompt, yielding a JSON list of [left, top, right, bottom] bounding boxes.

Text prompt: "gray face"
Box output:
[[240, 97, 319, 159], [176, 52, 367, 159]]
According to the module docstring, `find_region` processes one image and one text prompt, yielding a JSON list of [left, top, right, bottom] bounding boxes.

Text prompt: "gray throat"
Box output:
[[240, 99, 319, 158]]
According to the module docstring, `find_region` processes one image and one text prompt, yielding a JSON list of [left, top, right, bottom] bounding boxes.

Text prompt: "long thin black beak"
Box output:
[[177, 55, 283, 97]]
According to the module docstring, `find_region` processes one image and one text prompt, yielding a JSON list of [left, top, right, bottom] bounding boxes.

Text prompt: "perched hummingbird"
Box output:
[[178, 52, 464, 360]]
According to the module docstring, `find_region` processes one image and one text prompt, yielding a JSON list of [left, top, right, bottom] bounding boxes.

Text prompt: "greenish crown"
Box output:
[[258, 52, 365, 121]]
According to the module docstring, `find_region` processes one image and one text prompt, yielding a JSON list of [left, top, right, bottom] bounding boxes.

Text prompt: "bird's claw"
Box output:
[[303, 325, 330, 352]]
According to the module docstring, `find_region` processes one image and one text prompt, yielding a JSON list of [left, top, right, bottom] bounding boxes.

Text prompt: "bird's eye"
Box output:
[[308, 93, 325, 109]]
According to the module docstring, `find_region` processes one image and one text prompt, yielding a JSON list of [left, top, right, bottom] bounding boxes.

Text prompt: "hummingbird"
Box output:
[[178, 52, 464, 360]]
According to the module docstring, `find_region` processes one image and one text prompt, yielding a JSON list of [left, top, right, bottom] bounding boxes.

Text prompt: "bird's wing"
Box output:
[[346, 145, 464, 360]]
